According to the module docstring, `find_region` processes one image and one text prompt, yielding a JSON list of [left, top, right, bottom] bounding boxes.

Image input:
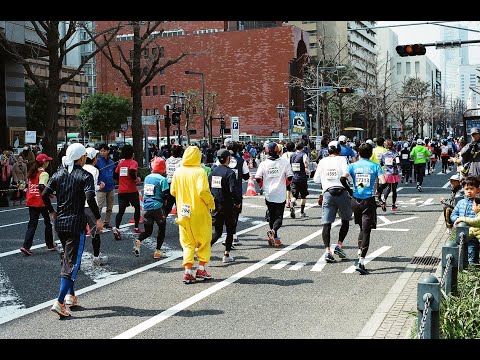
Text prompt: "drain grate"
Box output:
[[410, 256, 441, 266]]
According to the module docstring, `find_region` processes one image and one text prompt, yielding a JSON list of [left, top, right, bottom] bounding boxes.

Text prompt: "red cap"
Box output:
[[151, 156, 166, 174], [36, 153, 53, 165]]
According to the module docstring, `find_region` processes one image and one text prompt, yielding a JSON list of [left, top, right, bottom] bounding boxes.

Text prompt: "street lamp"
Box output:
[[177, 91, 186, 145], [63, 94, 68, 146], [276, 104, 286, 138], [185, 70, 205, 144], [316, 64, 346, 136]]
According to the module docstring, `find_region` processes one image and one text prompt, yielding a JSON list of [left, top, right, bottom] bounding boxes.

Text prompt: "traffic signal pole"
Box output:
[[397, 39, 480, 56]]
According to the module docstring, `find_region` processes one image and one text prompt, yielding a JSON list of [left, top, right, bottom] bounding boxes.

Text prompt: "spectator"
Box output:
[[11, 154, 27, 205]]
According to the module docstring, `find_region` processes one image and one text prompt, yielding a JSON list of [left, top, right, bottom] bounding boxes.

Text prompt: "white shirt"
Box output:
[[166, 157, 182, 183], [255, 157, 293, 203], [83, 164, 99, 206], [314, 155, 348, 191]]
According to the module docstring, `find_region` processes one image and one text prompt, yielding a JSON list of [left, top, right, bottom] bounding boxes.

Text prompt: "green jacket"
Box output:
[[458, 212, 480, 239], [410, 145, 431, 164]]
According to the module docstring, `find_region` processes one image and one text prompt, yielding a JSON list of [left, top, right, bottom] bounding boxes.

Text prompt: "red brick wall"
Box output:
[[96, 22, 307, 139]]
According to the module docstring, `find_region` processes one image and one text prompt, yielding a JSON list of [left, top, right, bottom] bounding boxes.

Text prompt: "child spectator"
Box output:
[[454, 193, 480, 265]]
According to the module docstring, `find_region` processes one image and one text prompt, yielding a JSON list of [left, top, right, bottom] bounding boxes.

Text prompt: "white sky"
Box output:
[[376, 21, 480, 69]]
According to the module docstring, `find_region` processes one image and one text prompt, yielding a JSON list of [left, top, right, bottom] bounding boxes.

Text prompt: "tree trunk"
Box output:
[[131, 24, 144, 166]]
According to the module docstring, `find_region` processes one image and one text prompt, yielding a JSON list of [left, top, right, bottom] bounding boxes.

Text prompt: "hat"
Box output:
[[151, 156, 166, 174], [217, 149, 231, 162], [267, 142, 279, 155], [224, 137, 234, 147], [328, 141, 341, 152], [62, 143, 87, 173], [338, 135, 347, 143], [416, 138, 424, 145], [449, 174, 461, 181], [366, 139, 374, 145], [85, 147, 99, 160], [470, 128, 480, 135], [36, 153, 52, 165], [403, 142, 409, 148]]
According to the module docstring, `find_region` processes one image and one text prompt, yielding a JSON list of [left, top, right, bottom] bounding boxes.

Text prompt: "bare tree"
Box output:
[[90, 21, 190, 165], [205, 91, 219, 145], [403, 78, 429, 137], [182, 89, 201, 145], [0, 21, 120, 169]]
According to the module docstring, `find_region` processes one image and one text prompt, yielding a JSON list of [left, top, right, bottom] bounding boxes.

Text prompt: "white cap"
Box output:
[[62, 143, 87, 173], [403, 142, 409, 148], [86, 147, 99, 160], [416, 138, 424, 145], [328, 140, 340, 149], [338, 135, 347, 143], [366, 139, 374, 145], [449, 174, 461, 181]]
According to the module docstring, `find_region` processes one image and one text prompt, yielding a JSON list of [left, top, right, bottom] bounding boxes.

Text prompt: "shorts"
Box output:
[[351, 196, 377, 229], [384, 174, 401, 183], [291, 181, 309, 199], [321, 189, 352, 224]]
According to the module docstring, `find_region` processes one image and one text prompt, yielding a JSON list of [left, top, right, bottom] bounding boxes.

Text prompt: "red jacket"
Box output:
[[26, 169, 45, 207]]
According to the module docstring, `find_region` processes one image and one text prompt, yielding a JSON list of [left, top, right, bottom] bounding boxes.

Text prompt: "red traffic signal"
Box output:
[[337, 87, 354, 94], [396, 44, 426, 57]]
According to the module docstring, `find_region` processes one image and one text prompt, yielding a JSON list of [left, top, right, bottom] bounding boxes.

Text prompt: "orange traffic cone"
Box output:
[[170, 205, 177, 215], [129, 190, 144, 224], [244, 176, 257, 196]]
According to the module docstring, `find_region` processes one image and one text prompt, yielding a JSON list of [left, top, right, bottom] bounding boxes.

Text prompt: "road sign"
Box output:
[[120, 123, 128, 132], [315, 136, 321, 150], [127, 116, 132, 125], [141, 115, 158, 125], [231, 117, 239, 141], [25, 131, 36, 144]]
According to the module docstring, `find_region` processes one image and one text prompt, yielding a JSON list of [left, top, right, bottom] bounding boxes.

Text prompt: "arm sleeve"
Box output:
[[340, 176, 353, 196], [42, 175, 56, 213], [313, 160, 321, 184], [86, 192, 101, 219]]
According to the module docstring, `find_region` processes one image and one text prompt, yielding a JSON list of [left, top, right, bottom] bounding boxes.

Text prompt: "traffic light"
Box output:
[[396, 44, 426, 57], [171, 112, 181, 125], [336, 87, 355, 94]]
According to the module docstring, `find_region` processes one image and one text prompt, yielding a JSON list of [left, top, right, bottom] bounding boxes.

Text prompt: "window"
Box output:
[[152, 47, 157, 56], [415, 61, 420, 74], [154, 108, 159, 115], [145, 86, 150, 96], [159, 47, 164, 58], [153, 86, 158, 96], [160, 85, 166, 95], [406, 62, 411, 75], [396, 62, 401, 76], [145, 109, 151, 116], [144, 48, 149, 58]]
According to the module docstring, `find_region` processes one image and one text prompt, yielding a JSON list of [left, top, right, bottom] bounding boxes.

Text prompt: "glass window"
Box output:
[[153, 86, 158, 96], [152, 47, 157, 56], [146, 109, 151, 116], [154, 108, 159, 115], [144, 48, 149, 58], [406, 62, 411, 75], [160, 85, 166, 95], [396, 62, 401, 76], [145, 86, 150, 96], [415, 61, 420, 74]]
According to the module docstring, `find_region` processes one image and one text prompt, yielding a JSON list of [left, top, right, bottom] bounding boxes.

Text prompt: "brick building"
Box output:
[[96, 21, 308, 140]]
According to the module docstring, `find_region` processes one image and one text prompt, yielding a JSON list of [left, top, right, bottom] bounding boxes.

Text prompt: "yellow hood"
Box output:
[[182, 146, 201, 167]]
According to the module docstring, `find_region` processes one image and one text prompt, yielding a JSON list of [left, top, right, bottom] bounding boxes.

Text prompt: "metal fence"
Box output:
[[416, 222, 470, 339]]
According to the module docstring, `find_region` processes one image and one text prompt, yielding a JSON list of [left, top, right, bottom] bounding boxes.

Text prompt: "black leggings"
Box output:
[[116, 192, 141, 228], [414, 163, 426, 186], [138, 209, 166, 250], [383, 182, 398, 205], [441, 157, 449, 172], [322, 220, 349, 249], [211, 208, 236, 251], [401, 164, 411, 182], [266, 200, 286, 238]]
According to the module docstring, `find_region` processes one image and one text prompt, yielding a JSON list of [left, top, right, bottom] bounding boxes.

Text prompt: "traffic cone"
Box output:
[[129, 190, 144, 224], [170, 204, 177, 215], [244, 176, 257, 196]]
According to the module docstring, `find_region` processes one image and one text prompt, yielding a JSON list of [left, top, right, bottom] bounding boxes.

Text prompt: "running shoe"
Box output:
[[391, 204, 398, 211], [290, 206, 296, 219], [334, 245, 346, 259], [47, 246, 57, 252], [232, 234, 240, 246], [266, 230, 275, 246], [64, 294, 78, 308], [418, 186, 422, 192], [133, 239, 141, 257], [274, 238, 283, 247], [51, 301, 71, 317], [20, 247, 33, 256], [222, 254, 235, 263], [356, 263, 368, 275], [183, 273, 196, 284], [103, 222, 112, 229], [133, 228, 144, 234], [196, 268, 213, 280], [93, 253, 108, 266], [324, 252, 335, 263], [113, 228, 121, 241], [300, 212, 307, 218], [153, 249, 162, 259]]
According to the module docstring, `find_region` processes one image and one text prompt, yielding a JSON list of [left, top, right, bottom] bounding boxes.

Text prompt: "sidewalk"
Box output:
[[357, 212, 447, 339]]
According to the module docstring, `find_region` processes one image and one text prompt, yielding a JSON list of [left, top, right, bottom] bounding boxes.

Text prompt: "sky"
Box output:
[[376, 21, 480, 69]]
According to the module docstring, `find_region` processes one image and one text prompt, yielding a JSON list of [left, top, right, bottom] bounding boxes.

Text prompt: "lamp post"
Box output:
[[185, 70, 205, 144], [177, 91, 186, 145], [316, 64, 346, 137], [63, 94, 68, 146], [276, 104, 285, 138]]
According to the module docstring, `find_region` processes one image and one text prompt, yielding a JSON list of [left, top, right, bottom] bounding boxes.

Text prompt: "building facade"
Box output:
[[347, 21, 377, 84], [458, 64, 480, 108]]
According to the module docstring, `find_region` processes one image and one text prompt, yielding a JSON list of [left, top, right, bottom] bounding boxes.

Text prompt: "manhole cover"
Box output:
[[410, 256, 441, 266]]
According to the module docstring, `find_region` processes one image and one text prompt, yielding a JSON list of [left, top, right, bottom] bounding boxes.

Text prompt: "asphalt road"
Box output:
[[0, 164, 453, 339]]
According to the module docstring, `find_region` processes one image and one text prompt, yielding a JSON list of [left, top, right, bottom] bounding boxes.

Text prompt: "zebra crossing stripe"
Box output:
[[342, 246, 391, 273], [288, 262, 306, 270], [271, 261, 290, 270], [0, 266, 25, 320]]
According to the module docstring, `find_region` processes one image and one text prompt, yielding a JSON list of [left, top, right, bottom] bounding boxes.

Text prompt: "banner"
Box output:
[[290, 110, 308, 139]]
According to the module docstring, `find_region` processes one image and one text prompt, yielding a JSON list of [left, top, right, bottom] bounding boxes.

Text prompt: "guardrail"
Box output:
[[416, 222, 470, 339]]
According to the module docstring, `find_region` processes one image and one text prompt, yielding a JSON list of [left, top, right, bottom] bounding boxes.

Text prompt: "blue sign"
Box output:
[[290, 110, 308, 138], [466, 120, 480, 134], [232, 122, 239, 129]]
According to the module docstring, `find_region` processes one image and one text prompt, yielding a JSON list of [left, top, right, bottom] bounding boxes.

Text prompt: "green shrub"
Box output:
[[137, 167, 151, 181]]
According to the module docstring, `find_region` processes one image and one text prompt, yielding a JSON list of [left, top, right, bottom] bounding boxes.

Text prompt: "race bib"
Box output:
[[396, 157, 400, 164], [181, 204, 191, 218], [402, 154, 409, 159], [211, 176, 222, 189], [167, 165, 177, 179], [355, 173, 371, 187], [385, 157, 394, 166], [325, 169, 338, 180], [417, 153, 425, 159], [431, 154, 436, 159], [119, 166, 128, 176], [267, 165, 280, 177], [144, 183, 155, 196], [292, 163, 301, 172]]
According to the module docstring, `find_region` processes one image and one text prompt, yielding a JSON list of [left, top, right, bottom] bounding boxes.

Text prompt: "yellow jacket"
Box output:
[[170, 146, 215, 248], [370, 146, 387, 164], [457, 212, 480, 239]]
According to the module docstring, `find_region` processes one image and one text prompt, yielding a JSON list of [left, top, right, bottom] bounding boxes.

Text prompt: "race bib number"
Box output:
[[119, 167, 128, 176], [325, 169, 338, 180], [396, 157, 400, 164], [402, 154, 409, 160], [292, 163, 301, 172], [144, 183, 155, 196], [355, 174, 371, 187], [417, 153, 424, 159], [431, 154, 436, 159], [211, 176, 222, 189], [267, 165, 280, 177], [167, 165, 177, 179], [181, 204, 191, 218], [385, 157, 393, 166]]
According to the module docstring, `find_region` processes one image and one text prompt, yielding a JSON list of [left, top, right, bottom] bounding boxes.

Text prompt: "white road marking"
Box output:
[[271, 261, 290, 270], [397, 187, 404, 192], [310, 219, 342, 272], [288, 262, 306, 270], [237, 216, 251, 222], [418, 198, 435, 207], [372, 228, 409, 232], [376, 216, 418, 227], [437, 169, 452, 175], [442, 181, 451, 189], [0, 267, 25, 320], [378, 216, 391, 224], [342, 246, 391, 273]]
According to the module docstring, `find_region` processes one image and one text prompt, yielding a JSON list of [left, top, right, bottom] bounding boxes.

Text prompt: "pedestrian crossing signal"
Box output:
[[337, 88, 354, 94], [396, 44, 426, 57]]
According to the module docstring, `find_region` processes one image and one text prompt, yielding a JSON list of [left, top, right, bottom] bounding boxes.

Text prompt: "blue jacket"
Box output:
[[97, 155, 116, 192], [450, 197, 475, 223]]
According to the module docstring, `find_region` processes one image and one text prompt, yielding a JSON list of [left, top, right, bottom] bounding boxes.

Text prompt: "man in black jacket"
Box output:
[[209, 149, 242, 263]]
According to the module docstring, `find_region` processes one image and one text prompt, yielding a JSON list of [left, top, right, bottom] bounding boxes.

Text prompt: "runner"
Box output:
[[281, 141, 295, 208], [313, 141, 351, 263], [380, 139, 400, 211], [164, 144, 183, 214], [289, 141, 310, 218], [370, 137, 387, 164], [400, 142, 412, 184], [410, 139, 431, 192]]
